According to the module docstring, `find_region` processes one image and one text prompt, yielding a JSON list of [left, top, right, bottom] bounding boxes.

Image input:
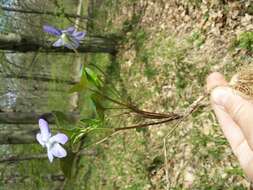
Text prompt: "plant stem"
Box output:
[[89, 87, 180, 119], [114, 115, 182, 131]]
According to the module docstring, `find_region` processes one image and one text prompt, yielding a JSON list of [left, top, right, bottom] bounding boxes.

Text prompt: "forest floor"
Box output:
[[85, 0, 253, 189]]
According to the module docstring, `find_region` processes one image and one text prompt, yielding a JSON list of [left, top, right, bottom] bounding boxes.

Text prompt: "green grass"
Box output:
[[235, 31, 253, 52]]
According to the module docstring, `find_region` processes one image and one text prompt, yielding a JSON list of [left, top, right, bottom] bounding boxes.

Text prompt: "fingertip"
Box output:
[[210, 87, 231, 107], [206, 72, 228, 92]]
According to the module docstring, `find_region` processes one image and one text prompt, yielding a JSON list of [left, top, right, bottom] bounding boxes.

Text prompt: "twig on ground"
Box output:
[[162, 93, 208, 188], [163, 138, 170, 190], [164, 93, 208, 139]]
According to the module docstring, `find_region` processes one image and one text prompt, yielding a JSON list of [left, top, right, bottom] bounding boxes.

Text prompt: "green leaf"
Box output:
[[91, 94, 105, 119], [85, 67, 102, 87], [79, 92, 98, 119], [72, 132, 86, 144], [69, 72, 88, 93], [80, 118, 103, 128], [86, 95, 97, 117]]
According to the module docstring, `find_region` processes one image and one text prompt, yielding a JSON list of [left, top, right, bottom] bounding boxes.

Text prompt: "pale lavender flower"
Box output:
[[36, 118, 68, 163], [43, 25, 86, 49]]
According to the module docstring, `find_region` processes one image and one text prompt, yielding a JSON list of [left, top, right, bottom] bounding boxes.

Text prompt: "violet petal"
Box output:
[[50, 133, 68, 145], [73, 31, 86, 41], [63, 26, 75, 34], [50, 143, 67, 158], [38, 119, 51, 140], [36, 133, 45, 146], [43, 25, 62, 36]]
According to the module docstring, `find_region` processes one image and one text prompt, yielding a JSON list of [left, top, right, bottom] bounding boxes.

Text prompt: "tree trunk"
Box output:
[[0, 111, 79, 144], [0, 150, 97, 163], [0, 5, 89, 20], [0, 125, 37, 144], [0, 33, 117, 54], [1, 74, 77, 85], [0, 111, 79, 124]]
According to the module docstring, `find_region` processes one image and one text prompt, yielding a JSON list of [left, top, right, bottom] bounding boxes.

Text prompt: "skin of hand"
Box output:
[[207, 72, 253, 180]]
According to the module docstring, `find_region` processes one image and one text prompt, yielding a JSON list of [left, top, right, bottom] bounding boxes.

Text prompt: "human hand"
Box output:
[[207, 72, 253, 180]]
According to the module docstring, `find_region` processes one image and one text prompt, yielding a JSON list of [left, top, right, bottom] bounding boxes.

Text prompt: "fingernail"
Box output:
[[211, 87, 230, 106], [206, 72, 228, 92]]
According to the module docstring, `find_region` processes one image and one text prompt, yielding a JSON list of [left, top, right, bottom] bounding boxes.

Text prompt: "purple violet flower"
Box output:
[[36, 118, 68, 163], [43, 25, 86, 49]]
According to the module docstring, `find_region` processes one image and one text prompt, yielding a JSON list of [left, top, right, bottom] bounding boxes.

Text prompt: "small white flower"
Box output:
[[36, 119, 68, 163]]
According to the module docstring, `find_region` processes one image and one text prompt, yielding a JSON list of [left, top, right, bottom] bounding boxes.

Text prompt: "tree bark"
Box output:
[[0, 150, 97, 163], [0, 126, 37, 144], [1, 74, 77, 85], [0, 5, 89, 20], [0, 33, 117, 54], [0, 111, 79, 144], [0, 111, 79, 124]]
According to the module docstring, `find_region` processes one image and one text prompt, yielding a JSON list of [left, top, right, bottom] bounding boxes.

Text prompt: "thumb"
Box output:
[[207, 72, 253, 150], [210, 80, 253, 151], [207, 73, 253, 180]]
